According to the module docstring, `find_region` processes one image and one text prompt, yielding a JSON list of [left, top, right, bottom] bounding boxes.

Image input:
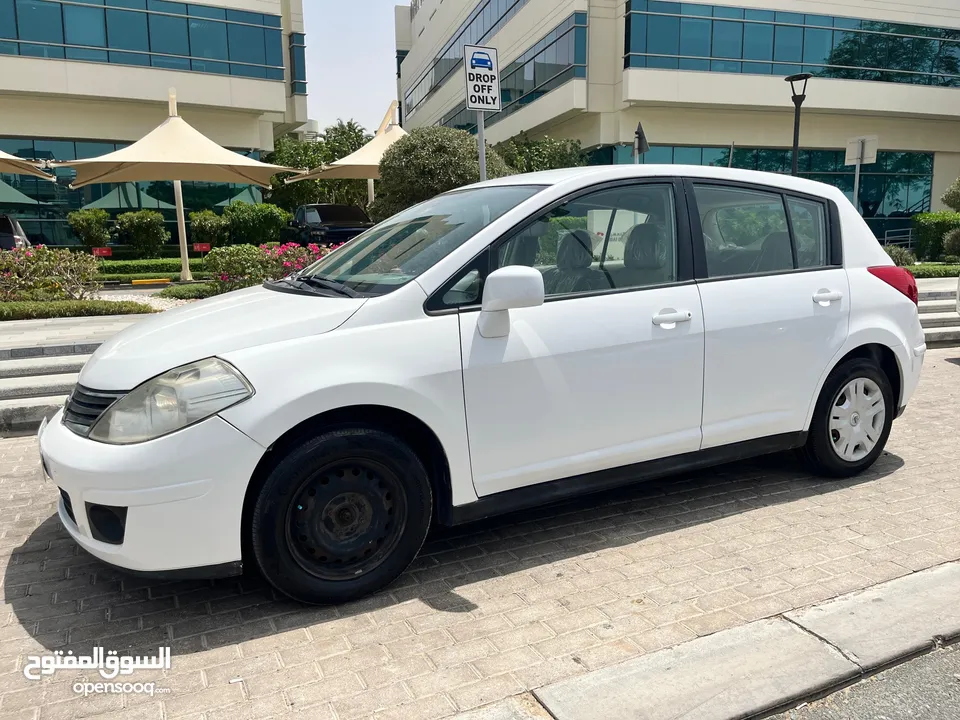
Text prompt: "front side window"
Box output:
[[295, 185, 545, 296], [495, 183, 679, 297]]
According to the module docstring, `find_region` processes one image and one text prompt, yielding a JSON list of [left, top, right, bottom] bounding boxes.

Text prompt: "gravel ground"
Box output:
[[93, 291, 190, 311]]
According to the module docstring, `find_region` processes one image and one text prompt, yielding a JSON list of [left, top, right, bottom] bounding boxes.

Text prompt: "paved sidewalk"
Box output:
[[0, 348, 956, 719], [916, 277, 958, 294], [0, 315, 147, 353]]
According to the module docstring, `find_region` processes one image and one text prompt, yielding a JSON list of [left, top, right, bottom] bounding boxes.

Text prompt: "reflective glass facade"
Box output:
[[586, 144, 934, 238], [289, 31, 306, 94], [441, 13, 587, 134], [0, 0, 285, 80], [0, 136, 261, 245], [624, 0, 960, 87], [404, 0, 533, 120]]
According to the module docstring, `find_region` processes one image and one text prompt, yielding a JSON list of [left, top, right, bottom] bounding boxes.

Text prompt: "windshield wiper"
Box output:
[[298, 275, 361, 298]]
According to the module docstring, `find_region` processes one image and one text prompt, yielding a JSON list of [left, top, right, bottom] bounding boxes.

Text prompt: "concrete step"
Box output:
[[0, 395, 68, 435], [918, 299, 956, 315], [918, 290, 957, 302], [925, 326, 960, 347], [920, 312, 960, 329], [0, 355, 90, 380], [0, 373, 78, 401]]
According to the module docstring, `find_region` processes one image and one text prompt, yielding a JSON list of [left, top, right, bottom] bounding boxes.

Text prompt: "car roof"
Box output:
[[469, 164, 844, 200]]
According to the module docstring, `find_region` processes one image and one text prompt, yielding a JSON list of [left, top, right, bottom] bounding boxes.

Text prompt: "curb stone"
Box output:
[[0, 342, 102, 360], [461, 561, 960, 720]]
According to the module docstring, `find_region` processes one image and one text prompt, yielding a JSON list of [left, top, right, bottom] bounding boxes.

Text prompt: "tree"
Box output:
[[264, 120, 372, 212], [942, 177, 960, 212], [495, 132, 585, 173], [370, 126, 514, 219], [66, 208, 110, 248]]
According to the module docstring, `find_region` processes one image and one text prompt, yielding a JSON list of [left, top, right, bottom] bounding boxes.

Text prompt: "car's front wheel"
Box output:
[[801, 358, 894, 478], [250, 428, 432, 604]]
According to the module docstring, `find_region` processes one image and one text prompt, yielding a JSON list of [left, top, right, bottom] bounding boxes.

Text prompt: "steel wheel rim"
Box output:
[[829, 377, 885, 462], [284, 458, 408, 582]]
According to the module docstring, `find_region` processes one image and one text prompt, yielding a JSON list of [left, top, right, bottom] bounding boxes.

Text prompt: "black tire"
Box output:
[[250, 428, 432, 604], [801, 358, 895, 478]]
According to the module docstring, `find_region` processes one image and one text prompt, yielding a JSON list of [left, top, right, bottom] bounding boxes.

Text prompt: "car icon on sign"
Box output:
[[470, 51, 494, 70]]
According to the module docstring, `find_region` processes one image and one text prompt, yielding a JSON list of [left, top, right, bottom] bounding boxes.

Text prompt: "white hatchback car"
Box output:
[[39, 165, 925, 604]]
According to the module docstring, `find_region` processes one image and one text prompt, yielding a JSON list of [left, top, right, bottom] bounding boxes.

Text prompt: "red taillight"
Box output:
[[868, 265, 918, 305]]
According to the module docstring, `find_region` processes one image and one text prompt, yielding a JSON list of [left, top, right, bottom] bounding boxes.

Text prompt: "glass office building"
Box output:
[[397, 0, 960, 238], [0, 0, 308, 245]]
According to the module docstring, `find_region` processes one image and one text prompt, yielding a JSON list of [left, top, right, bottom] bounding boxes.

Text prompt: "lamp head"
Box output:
[[784, 72, 813, 97]]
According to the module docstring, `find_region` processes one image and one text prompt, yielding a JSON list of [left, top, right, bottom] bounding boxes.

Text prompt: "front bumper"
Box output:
[[38, 410, 266, 574]]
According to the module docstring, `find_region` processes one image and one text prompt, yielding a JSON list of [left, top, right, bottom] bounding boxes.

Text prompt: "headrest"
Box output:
[[623, 224, 665, 270], [556, 229, 594, 270]]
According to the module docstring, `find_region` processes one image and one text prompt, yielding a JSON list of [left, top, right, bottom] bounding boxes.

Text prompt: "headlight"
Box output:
[[89, 358, 253, 445]]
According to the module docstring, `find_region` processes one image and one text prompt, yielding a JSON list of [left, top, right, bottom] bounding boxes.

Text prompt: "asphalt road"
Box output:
[[772, 645, 960, 720]]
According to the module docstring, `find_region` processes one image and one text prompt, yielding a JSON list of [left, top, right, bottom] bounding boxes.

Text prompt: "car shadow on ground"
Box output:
[[5, 450, 904, 657]]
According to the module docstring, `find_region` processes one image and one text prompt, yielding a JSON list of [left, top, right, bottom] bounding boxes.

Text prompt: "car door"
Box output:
[[687, 180, 850, 449], [452, 179, 705, 497]]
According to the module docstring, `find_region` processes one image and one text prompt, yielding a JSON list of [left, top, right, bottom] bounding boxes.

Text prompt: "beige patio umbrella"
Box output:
[[53, 90, 297, 281], [0, 149, 55, 181], [287, 102, 406, 203]]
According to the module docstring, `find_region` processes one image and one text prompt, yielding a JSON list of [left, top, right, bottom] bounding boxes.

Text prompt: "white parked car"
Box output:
[[38, 166, 925, 604]]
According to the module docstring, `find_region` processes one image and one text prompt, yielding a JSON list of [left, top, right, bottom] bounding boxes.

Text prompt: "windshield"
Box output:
[[312, 205, 371, 223], [297, 185, 545, 296]]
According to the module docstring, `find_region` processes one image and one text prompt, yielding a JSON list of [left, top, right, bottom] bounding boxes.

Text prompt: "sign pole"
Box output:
[[477, 112, 487, 182], [852, 138, 864, 216]]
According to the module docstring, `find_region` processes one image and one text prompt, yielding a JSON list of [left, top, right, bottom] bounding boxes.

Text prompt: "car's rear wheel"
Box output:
[[250, 428, 432, 604], [801, 358, 894, 478]]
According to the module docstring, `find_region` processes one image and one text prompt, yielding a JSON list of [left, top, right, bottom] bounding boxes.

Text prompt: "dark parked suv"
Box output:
[[280, 204, 374, 247], [0, 215, 30, 250]]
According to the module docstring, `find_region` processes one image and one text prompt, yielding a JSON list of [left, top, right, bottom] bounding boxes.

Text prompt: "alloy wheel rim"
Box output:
[[284, 459, 407, 581], [829, 377, 885, 462]]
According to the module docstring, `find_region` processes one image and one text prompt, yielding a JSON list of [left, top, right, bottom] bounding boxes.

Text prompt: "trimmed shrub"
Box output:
[[223, 202, 290, 245], [943, 227, 960, 258], [66, 208, 111, 249], [114, 211, 170, 259], [206, 244, 268, 293], [912, 212, 960, 261], [909, 264, 960, 278], [882, 245, 916, 267], [98, 272, 213, 283], [941, 177, 960, 212], [99, 258, 205, 274], [0, 246, 101, 301], [189, 210, 228, 248], [0, 300, 156, 321], [157, 283, 218, 300], [944, 255, 960, 264]]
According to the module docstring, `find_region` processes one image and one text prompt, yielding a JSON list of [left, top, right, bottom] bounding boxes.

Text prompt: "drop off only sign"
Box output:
[[464, 45, 501, 112]]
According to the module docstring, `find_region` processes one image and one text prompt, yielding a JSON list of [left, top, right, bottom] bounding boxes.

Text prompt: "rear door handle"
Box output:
[[813, 290, 843, 305], [652, 309, 693, 327]]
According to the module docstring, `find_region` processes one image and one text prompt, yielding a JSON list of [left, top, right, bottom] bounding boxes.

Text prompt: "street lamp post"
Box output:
[[784, 73, 812, 177]]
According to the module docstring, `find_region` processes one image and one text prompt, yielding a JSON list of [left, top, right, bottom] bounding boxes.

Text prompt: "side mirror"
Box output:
[[478, 266, 544, 338], [288, 220, 298, 227]]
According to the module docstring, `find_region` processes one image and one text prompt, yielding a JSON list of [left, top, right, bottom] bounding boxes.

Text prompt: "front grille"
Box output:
[[59, 488, 75, 524], [323, 228, 363, 243], [63, 385, 126, 436]]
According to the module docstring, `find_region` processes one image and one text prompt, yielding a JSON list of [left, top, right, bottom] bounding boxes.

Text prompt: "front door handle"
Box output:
[[813, 289, 843, 306], [652, 309, 693, 327]]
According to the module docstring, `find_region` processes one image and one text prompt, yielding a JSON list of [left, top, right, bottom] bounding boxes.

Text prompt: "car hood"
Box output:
[[80, 285, 365, 390]]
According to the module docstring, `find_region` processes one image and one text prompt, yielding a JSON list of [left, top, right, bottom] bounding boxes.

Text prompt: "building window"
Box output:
[[624, 1, 960, 88], [404, 0, 537, 121], [440, 13, 587, 134], [289, 32, 307, 95], [584, 143, 934, 239], [2, 0, 286, 82]]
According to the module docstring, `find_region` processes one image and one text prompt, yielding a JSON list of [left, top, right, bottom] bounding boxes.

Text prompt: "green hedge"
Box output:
[[157, 283, 219, 300], [99, 258, 206, 274], [0, 300, 156, 321], [909, 264, 960, 278], [98, 272, 213, 283], [912, 212, 960, 261]]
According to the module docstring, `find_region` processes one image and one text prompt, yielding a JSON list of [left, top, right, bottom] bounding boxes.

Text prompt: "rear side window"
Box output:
[[693, 184, 830, 278]]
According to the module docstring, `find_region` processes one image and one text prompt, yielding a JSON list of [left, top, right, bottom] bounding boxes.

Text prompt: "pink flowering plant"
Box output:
[[206, 242, 346, 294], [0, 246, 101, 301]]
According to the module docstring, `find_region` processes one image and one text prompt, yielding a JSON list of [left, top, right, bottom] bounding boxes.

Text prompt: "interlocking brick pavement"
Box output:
[[0, 349, 958, 719]]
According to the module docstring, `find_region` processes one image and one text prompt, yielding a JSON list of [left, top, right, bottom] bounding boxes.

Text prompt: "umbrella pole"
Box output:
[[174, 180, 193, 282], [367, 178, 375, 205]]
